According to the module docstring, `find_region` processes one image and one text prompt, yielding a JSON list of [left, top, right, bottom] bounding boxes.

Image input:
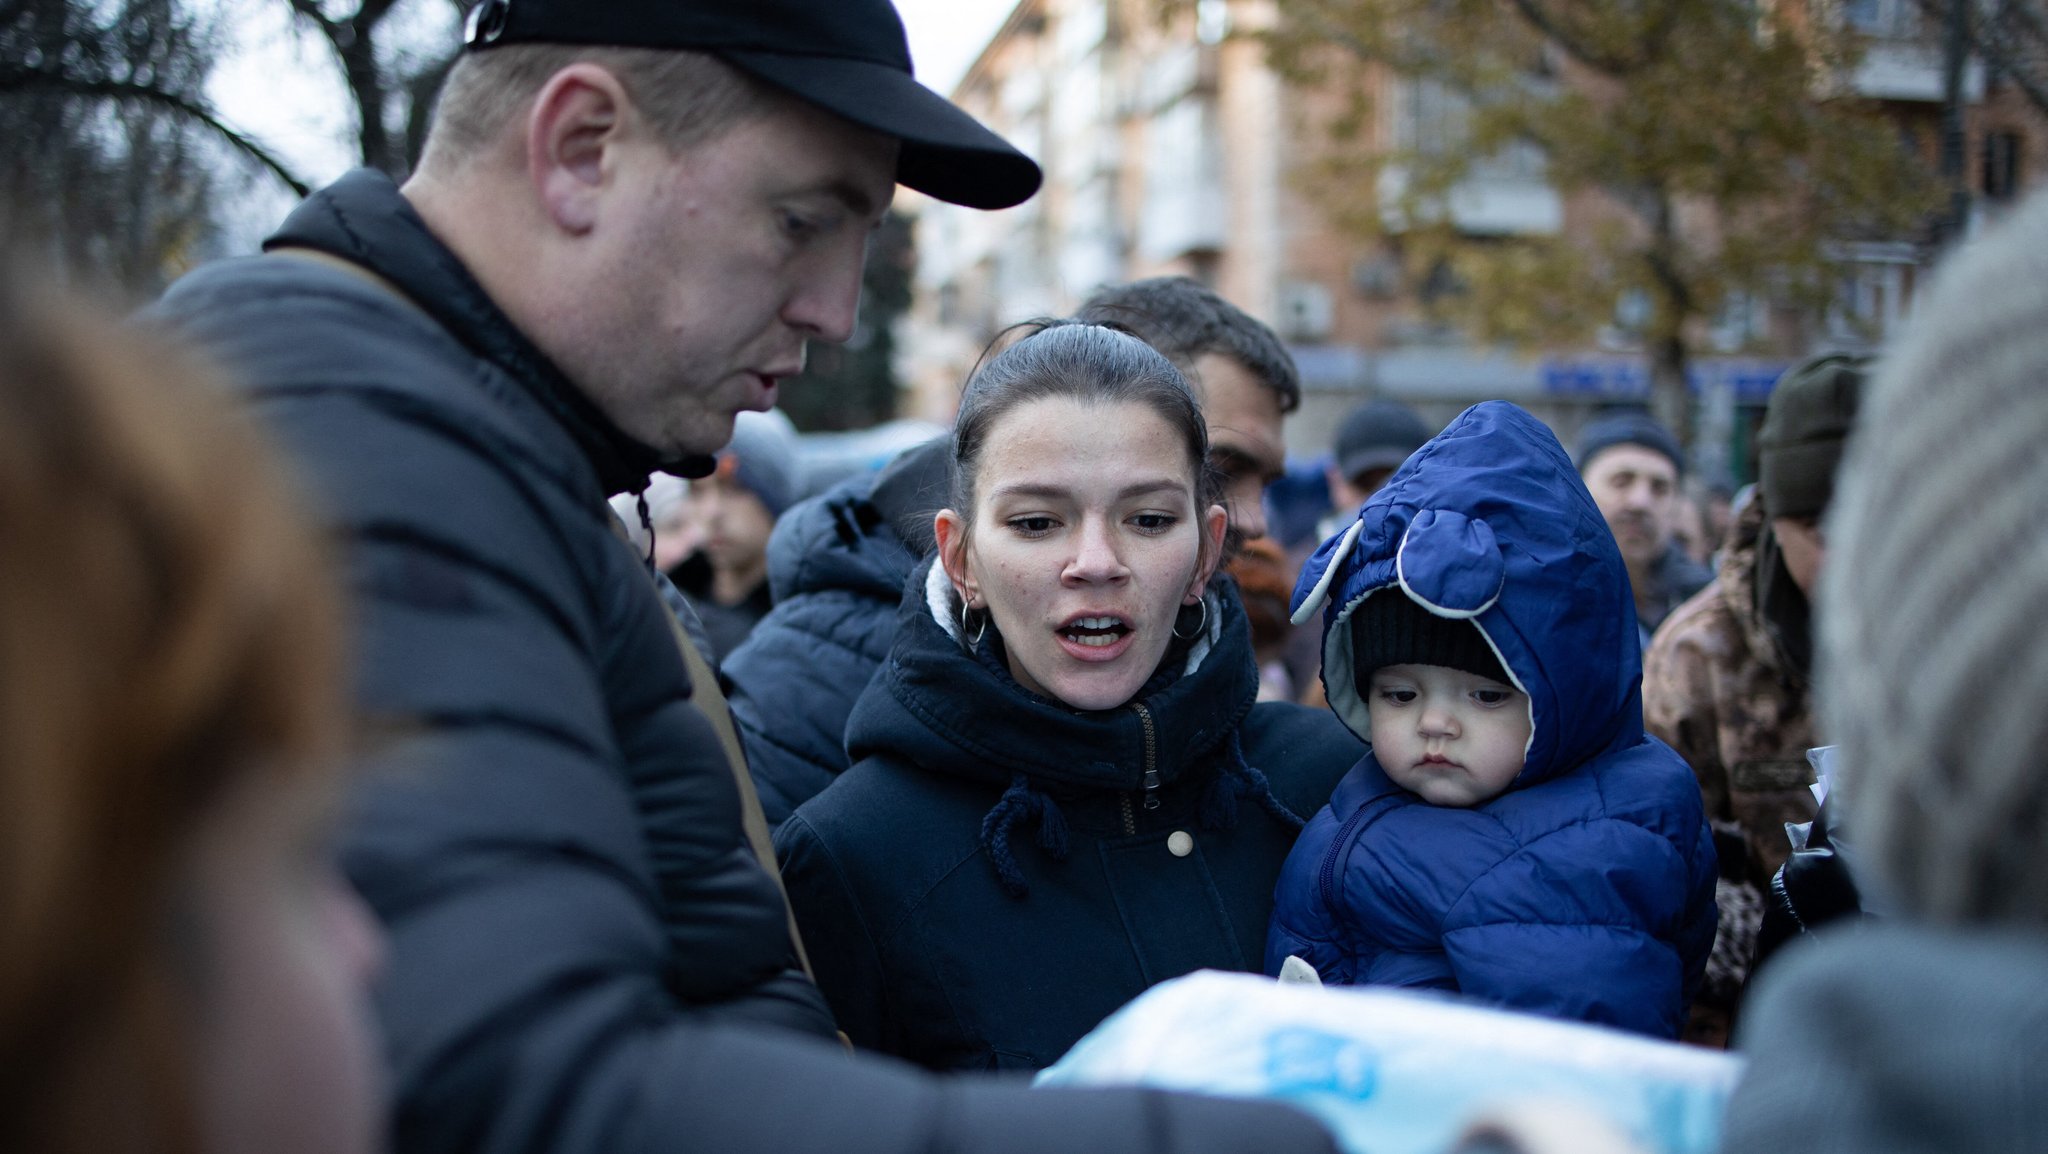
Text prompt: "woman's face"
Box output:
[[938, 396, 1227, 712], [188, 776, 385, 1154]]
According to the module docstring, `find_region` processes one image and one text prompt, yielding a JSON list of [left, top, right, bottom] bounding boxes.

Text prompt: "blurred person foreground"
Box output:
[[0, 279, 382, 1154], [1718, 183, 2048, 1154]]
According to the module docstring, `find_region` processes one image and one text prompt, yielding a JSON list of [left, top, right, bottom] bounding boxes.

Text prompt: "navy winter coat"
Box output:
[[725, 437, 948, 827], [152, 170, 1344, 1154], [778, 562, 1362, 1070], [1268, 401, 1718, 1039]]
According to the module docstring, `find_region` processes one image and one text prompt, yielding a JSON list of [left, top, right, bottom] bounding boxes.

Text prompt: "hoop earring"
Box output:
[[1172, 596, 1209, 640], [960, 600, 989, 646]]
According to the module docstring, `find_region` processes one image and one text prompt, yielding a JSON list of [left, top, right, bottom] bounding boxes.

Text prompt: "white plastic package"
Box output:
[[1036, 970, 1743, 1154]]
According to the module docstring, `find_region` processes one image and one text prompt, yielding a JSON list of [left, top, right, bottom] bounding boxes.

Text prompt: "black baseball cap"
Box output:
[[463, 0, 1042, 210]]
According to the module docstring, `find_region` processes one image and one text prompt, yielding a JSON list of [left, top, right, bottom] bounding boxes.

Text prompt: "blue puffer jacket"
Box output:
[[779, 562, 1362, 1071], [724, 437, 947, 828], [1267, 401, 1717, 1039]]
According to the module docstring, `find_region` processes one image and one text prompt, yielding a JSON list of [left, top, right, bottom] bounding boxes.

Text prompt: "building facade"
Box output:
[[902, 0, 2046, 475]]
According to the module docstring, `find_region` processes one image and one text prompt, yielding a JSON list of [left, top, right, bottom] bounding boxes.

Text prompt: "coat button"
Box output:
[[1167, 831, 1194, 857]]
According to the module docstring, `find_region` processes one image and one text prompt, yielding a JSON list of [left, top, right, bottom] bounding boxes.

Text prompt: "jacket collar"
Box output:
[[845, 559, 1259, 794], [263, 168, 709, 494]]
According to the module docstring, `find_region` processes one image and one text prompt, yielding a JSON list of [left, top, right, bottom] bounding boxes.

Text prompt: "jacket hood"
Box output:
[[1719, 489, 1810, 687], [764, 436, 947, 605], [1291, 401, 1642, 787], [847, 559, 1257, 794], [265, 168, 695, 495]]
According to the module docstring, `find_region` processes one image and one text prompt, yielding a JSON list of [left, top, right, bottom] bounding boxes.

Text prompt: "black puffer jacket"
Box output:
[[725, 436, 949, 827], [779, 562, 1361, 1070], [148, 169, 1342, 1154]]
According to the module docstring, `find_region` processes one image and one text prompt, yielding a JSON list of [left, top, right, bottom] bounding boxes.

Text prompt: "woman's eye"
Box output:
[[1130, 513, 1178, 532], [779, 210, 818, 240], [1008, 516, 1058, 535]]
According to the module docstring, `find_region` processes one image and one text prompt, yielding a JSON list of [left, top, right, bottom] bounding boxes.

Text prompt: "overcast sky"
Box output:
[[208, 0, 1020, 195]]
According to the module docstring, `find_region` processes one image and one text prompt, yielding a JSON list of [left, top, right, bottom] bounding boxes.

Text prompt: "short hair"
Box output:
[[422, 44, 786, 167], [0, 279, 345, 1152], [1076, 277, 1302, 414], [1821, 187, 2048, 928]]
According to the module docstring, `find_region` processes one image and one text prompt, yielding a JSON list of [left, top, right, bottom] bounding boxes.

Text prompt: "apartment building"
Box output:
[[901, 0, 2046, 473]]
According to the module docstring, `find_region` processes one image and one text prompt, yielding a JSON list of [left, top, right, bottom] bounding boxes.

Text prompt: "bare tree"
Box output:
[[2, 0, 307, 294], [281, 0, 471, 176]]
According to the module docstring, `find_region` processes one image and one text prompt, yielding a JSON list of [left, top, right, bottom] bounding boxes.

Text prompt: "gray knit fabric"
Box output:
[[1722, 924, 2048, 1154], [1820, 189, 2048, 928]]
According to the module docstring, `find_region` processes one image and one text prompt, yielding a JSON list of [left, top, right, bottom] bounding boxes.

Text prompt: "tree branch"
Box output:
[[0, 69, 310, 195], [1503, 0, 1643, 75]]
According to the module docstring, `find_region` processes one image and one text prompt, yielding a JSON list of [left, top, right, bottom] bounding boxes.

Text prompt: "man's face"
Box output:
[[554, 100, 897, 459], [1582, 444, 1680, 569], [1191, 352, 1285, 549], [1772, 514, 1826, 598]]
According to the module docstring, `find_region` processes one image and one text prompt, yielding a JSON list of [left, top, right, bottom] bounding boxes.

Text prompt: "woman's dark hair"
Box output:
[[951, 320, 1220, 522]]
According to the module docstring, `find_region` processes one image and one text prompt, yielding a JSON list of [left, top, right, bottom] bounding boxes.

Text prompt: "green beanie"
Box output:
[[1759, 354, 1867, 520]]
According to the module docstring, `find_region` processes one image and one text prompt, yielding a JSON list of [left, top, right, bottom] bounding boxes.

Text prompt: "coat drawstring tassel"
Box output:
[[1200, 731, 1306, 833], [979, 773, 1071, 899]]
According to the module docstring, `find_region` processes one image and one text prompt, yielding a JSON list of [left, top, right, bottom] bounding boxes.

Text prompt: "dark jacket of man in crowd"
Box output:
[[725, 436, 949, 827], [778, 566, 1360, 1071]]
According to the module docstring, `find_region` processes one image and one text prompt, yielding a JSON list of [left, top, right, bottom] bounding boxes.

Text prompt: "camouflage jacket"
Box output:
[[1643, 493, 1819, 887]]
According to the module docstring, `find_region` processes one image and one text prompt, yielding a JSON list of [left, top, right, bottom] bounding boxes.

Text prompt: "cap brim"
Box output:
[[721, 50, 1041, 210], [1337, 447, 1413, 482]]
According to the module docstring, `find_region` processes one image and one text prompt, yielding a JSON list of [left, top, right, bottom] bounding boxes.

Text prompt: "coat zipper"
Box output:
[[1318, 790, 1400, 911], [1124, 702, 1160, 835]]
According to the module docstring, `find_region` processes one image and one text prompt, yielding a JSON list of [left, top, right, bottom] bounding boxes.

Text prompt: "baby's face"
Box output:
[[1367, 663, 1531, 807]]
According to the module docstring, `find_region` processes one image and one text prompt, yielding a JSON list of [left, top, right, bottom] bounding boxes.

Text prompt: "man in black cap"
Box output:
[[1575, 411, 1712, 646], [146, 4, 1336, 1153], [1324, 399, 1433, 534]]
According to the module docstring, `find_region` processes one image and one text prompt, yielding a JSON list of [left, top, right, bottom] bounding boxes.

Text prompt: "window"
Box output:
[[1984, 131, 2023, 201]]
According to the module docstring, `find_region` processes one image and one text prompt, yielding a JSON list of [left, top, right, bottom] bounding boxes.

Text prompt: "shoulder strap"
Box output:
[[267, 245, 421, 312], [609, 514, 819, 983]]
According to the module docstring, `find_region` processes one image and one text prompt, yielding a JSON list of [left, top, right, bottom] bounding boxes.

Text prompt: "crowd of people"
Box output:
[[4, 0, 2047, 1151]]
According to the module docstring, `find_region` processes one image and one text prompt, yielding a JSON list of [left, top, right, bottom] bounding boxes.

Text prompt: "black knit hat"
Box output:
[[1759, 354, 1866, 520], [1349, 589, 1509, 689], [1574, 411, 1684, 478]]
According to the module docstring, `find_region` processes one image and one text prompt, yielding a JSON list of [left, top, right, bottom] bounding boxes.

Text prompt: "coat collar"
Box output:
[[846, 559, 1259, 794]]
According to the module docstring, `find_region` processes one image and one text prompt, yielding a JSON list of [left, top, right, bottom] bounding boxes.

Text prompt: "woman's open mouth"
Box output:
[[1056, 614, 1135, 661]]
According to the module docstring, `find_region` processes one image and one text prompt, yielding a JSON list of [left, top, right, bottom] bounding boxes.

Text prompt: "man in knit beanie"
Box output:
[[672, 409, 801, 663], [1575, 411, 1712, 643], [1719, 187, 2048, 1154], [1641, 353, 1865, 1045]]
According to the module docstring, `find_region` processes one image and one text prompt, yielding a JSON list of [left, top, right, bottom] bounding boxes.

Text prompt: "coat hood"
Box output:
[[1292, 401, 1642, 787], [765, 436, 949, 605], [1718, 488, 1811, 687]]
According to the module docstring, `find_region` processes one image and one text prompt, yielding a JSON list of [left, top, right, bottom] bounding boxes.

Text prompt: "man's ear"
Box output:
[[527, 63, 633, 236], [933, 509, 977, 606], [1187, 503, 1229, 603]]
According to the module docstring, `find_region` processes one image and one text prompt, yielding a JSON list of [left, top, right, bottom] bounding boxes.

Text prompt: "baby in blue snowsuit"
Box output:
[[1268, 401, 1717, 1039]]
